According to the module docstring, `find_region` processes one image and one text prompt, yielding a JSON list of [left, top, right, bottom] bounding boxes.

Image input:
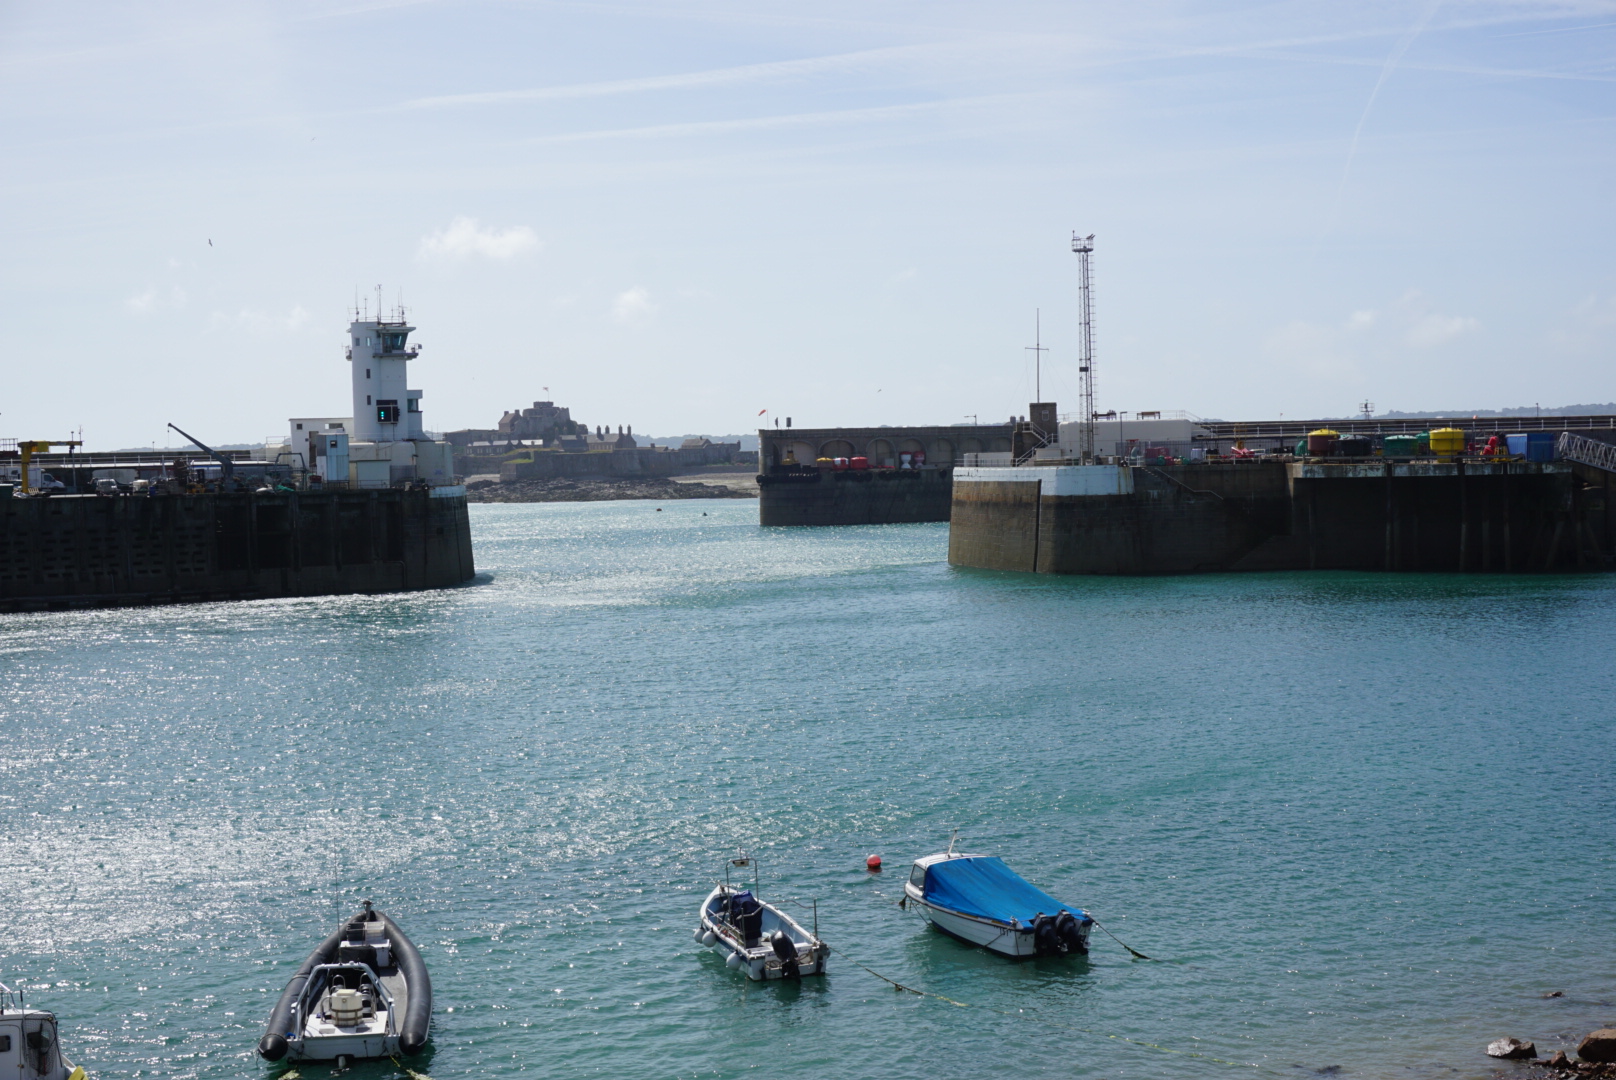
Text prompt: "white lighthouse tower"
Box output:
[[349, 311, 425, 442], [280, 298, 457, 489]]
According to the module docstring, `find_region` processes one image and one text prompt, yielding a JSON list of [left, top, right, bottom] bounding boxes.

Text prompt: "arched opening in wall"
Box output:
[[784, 441, 816, 465], [867, 439, 895, 467], [960, 437, 984, 455], [931, 438, 955, 465], [990, 437, 1012, 452], [821, 439, 856, 459]]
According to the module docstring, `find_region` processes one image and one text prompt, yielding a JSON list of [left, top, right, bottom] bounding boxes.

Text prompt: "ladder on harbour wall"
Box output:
[[1554, 433, 1616, 571], [1558, 432, 1616, 474]]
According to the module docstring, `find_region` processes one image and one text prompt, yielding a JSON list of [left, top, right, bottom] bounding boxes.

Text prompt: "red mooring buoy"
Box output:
[[866, 854, 882, 871]]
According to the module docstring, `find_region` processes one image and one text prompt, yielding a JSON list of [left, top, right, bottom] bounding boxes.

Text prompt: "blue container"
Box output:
[[1506, 432, 1556, 462]]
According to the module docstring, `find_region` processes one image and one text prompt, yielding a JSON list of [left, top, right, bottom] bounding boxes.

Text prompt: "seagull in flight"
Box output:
[[208, 239, 213, 246]]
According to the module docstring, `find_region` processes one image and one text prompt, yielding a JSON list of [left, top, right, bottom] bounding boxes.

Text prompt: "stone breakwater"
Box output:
[[1488, 1027, 1616, 1077], [466, 477, 755, 503]]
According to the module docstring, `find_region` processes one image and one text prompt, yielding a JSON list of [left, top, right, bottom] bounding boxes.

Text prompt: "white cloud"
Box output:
[[1262, 291, 1480, 379], [417, 217, 540, 262], [401, 44, 943, 110], [613, 286, 654, 322], [1390, 290, 1478, 348], [1548, 294, 1616, 354], [1405, 312, 1479, 347], [209, 306, 310, 335], [1263, 318, 1358, 378], [124, 285, 187, 315]]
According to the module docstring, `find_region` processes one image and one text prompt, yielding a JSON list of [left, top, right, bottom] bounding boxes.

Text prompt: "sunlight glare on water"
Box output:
[[2, 499, 1613, 1079]]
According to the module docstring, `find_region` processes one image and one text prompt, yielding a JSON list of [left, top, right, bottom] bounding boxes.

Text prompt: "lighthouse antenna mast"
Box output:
[[1072, 232, 1096, 462]]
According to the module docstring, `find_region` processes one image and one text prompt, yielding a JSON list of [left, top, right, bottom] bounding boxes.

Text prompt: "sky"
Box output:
[[3, 0, 1615, 449]]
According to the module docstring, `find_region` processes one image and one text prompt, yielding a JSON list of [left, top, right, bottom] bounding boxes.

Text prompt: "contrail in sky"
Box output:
[[1317, 1, 1444, 252]]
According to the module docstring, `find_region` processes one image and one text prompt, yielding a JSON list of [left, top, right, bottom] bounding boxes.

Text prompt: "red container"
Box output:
[[832, 457, 850, 470], [849, 456, 870, 470]]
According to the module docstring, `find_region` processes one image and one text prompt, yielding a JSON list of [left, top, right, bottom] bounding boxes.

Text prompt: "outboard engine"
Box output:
[[1055, 911, 1088, 954], [1031, 914, 1061, 956], [769, 931, 801, 979]]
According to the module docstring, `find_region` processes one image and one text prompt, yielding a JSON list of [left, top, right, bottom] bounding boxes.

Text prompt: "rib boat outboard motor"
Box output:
[[768, 931, 801, 978], [1031, 913, 1061, 956], [1055, 911, 1089, 954]]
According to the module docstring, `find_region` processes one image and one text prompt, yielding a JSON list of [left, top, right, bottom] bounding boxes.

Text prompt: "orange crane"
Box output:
[[17, 440, 82, 494]]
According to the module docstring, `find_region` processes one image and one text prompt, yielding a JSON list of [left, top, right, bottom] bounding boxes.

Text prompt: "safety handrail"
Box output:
[[1136, 464, 1223, 500], [1557, 431, 1616, 474]]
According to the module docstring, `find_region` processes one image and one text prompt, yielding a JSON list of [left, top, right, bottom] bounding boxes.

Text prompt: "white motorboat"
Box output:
[[695, 857, 828, 981], [0, 982, 85, 1080], [904, 845, 1093, 959], [258, 901, 432, 1064]]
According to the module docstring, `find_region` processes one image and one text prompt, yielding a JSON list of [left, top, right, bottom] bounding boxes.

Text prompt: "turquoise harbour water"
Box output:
[[3, 498, 1614, 1080]]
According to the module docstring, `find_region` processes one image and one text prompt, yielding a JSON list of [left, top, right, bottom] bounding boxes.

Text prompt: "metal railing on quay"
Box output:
[[1196, 415, 1616, 442], [1558, 432, 1616, 474]]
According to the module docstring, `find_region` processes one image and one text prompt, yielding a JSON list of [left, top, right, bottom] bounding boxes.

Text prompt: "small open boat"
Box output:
[[0, 982, 85, 1080], [904, 845, 1093, 958], [258, 901, 432, 1064], [695, 857, 828, 981]]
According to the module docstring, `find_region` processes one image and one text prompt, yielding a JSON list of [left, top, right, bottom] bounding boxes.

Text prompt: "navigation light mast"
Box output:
[[1072, 232, 1096, 462]]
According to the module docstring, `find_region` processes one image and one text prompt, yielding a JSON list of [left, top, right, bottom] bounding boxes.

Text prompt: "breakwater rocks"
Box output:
[[1484, 1028, 1616, 1077], [466, 477, 755, 503]]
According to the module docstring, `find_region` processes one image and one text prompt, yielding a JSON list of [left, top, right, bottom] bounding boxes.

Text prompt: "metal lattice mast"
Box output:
[[1072, 232, 1096, 461]]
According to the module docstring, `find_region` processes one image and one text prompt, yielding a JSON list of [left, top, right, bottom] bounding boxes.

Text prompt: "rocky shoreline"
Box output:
[[1489, 1028, 1616, 1077], [466, 476, 756, 503]]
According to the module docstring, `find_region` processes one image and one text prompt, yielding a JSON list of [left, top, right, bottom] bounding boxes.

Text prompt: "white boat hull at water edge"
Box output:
[[697, 885, 829, 981], [0, 983, 85, 1080], [904, 852, 1093, 959]]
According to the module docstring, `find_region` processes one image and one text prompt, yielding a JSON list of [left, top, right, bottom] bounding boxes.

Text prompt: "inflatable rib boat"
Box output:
[[257, 902, 431, 1063]]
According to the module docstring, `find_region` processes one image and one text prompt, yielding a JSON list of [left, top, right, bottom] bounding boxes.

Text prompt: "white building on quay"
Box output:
[[273, 306, 456, 489]]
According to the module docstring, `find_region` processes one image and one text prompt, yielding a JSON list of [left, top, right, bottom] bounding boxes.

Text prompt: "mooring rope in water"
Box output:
[[826, 945, 1257, 1070], [1091, 918, 1152, 960], [389, 1057, 433, 1080]]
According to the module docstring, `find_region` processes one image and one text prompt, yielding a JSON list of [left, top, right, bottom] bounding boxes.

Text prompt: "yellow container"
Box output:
[[1429, 427, 1466, 457], [815, 457, 833, 468]]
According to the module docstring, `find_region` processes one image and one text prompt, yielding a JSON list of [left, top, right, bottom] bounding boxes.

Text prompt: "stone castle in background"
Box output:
[[497, 400, 581, 442], [444, 400, 743, 481]]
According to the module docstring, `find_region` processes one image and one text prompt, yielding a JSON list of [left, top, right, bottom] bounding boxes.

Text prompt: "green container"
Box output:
[[1294, 438, 1308, 457], [1383, 434, 1419, 459]]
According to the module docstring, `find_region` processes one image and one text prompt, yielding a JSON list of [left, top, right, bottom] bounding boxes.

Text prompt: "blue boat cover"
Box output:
[[922, 857, 1091, 925]]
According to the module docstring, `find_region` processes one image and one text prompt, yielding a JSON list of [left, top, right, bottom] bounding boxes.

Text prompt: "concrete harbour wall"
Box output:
[[949, 461, 1614, 575], [0, 488, 476, 612], [758, 469, 954, 526]]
